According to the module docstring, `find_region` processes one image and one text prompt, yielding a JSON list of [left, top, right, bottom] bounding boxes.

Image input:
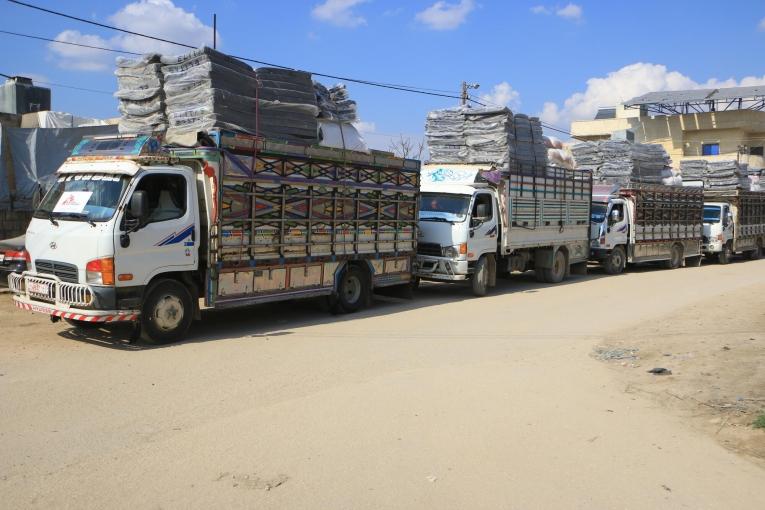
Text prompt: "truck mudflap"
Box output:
[[12, 295, 140, 323]]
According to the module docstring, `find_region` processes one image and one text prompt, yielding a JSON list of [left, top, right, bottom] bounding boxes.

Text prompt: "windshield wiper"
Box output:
[[53, 211, 96, 226], [47, 211, 59, 226], [420, 216, 454, 223]]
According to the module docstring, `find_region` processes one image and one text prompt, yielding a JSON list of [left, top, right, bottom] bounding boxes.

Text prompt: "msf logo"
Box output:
[[49, 242, 57, 250]]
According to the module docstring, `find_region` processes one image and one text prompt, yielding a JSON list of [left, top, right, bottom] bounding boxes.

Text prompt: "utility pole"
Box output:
[[461, 81, 479, 106], [213, 14, 217, 49]]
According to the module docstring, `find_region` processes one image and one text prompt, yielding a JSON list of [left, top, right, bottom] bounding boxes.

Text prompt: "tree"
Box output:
[[387, 134, 426, 161]]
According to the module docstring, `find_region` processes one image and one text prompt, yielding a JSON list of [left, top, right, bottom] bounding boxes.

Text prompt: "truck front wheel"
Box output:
[[140, 279, 193, 344], [471, 256, 490, 296], [604, 246, 625, 275]]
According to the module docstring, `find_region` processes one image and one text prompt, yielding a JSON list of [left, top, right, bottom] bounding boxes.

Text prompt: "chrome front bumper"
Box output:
[[415, 256, 469, 281], [9, 271, 94, 307]]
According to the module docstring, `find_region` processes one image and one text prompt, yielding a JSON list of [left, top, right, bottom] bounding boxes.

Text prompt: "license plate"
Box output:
[[27, 281, 51, 295]]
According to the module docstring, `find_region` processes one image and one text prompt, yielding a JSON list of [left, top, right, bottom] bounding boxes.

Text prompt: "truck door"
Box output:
[[722, 205, 734, 243], [467, 192, 498, 259], [607, 201, 628, 247], [115, 170, 198, 286]]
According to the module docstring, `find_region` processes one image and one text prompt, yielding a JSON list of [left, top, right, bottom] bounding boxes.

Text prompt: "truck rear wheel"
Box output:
[[541, 250, 567, 283], [747, 242, 762, 260], [604, 246, 625, 275], [471, 256, 489, 296], [717, 243, 732, 265], [140, 279, 193, 344], [336, 266, 369, 313], [663, 244, 682, 269]]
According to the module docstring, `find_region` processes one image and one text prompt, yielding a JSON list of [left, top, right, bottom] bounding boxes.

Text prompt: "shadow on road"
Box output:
[[54, 261, 705, 350]]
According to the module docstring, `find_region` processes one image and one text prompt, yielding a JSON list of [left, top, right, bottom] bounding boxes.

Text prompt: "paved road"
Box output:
[[2, 262, 765, 509]]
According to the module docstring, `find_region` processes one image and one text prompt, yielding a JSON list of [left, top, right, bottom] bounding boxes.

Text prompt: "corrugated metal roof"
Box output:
[[624, 85, 765, 106]]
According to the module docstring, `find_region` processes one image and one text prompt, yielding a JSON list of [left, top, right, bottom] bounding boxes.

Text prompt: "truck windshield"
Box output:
[[703, 205, 721, 223], [420, 193, 470, 222], [33, 174, 129, 223], [591, 202, 608, 223]]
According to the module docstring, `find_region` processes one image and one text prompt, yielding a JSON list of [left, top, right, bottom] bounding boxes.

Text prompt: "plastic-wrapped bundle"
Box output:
[[314, 82, 358, 122], [425, 107, 469, 163], [115, 53, 167, 134], [679, 159, 753, 190], [572, 140, 674, 185]]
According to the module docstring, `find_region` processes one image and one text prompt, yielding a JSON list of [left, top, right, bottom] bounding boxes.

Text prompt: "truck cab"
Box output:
[[416, 182, 500, 294], [702, 202, 734, 262], [10, 135, 205, 343], [590, 194, 631, 274]]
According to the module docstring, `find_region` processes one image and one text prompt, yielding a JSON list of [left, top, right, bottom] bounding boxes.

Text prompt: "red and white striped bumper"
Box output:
[[13, 295, 139, 323]]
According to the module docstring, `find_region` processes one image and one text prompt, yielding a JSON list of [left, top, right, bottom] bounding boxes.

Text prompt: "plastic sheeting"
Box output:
[[317, 120, 368, 153], [0, 125, 117, 209], [20, 111, 112, 128]]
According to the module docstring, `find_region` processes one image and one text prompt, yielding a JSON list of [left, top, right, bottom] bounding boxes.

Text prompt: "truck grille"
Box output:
[[34, 260, 79, 283], [417, 243, 442, 257]]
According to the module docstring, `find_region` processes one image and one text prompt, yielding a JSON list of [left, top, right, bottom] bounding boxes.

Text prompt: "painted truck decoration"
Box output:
[[9, 132, 419, 343]]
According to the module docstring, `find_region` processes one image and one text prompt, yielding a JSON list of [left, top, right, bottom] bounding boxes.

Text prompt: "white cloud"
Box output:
[[312, 0, 368, 28], [539, 62, 765, 131], [415, 0, 475, 31], [480, 82, 521, 110], [48, 0, 217, 72], [758, 17, 765, 31], [556, 3, 582, 20], [530, 5, 551, 15]]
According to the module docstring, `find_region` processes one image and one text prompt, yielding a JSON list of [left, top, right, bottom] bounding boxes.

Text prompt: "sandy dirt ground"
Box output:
[[1, 260, 765, 509]]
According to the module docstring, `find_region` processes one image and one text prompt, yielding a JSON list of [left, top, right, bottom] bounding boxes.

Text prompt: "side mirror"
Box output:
[[610, 209, 621, 223], [129, 190, 149, 224]]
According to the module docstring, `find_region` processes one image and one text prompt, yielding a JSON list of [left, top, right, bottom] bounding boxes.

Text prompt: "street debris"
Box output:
[[647, 368, 672, 375], [593, 347, 640, 361]]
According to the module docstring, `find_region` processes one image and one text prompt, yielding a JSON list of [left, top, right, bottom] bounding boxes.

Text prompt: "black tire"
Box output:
[[542, 250, 567, 283], [717, 243, 732, 265], [604, 246, 626, 275], [663, 244, 682, 269], [140, 279, 193, 344], [336, 266, 369, 313], [747, 242, 762, 260], [471, 256, 490, 296], [64, 318, 101, 330]]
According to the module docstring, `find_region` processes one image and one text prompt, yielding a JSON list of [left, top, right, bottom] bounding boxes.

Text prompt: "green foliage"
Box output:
[[753, 413, 765, 430]]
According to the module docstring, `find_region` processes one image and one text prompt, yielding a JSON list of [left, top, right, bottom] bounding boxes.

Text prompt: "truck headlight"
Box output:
[[442, 246, 458, 258]]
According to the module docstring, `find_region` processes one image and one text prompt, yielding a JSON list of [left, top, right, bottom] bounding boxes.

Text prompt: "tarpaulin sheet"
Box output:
[[0, 125, 117, 209]]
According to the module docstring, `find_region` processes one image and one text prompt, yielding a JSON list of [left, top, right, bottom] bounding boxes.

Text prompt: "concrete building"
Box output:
[[571, 86, 765, 169]]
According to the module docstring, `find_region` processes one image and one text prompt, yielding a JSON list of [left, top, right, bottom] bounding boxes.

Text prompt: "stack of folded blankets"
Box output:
[[513, 114, 546, 170], [115, 47, 321, 144], [426, 106, 545, 169], [679, 159, 753, 190], [314, 82, 357, 122], [571, 140, 675, 185], [114, 54, 167, 134]]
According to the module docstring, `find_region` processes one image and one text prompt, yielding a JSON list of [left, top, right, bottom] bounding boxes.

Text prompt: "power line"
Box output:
[[0, 72, 112, 94], [6, 0, 464, 100], [0, 29, 141, 55]]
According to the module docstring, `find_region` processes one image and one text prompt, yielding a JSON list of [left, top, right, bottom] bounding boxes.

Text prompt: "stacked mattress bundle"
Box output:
[[253, 68, 320, 144], [114, 54, 167, 134], [426, 106, 538, 169], [513, 114, 547, 170], [160, 47, 260, 138], [571, 140, 674, 185], [679, 159, 752, 190]]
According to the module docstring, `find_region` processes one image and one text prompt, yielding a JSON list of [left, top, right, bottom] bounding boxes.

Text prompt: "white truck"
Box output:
[[589, 184, 704, 274], [702, 190, 765, 263], [415, 164, 592, 295], [9, 131, 420, 343]]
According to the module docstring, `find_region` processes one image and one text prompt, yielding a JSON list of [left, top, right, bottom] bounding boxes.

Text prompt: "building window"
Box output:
[[702, 143, 720, 156], [750, 146, 764, 156]]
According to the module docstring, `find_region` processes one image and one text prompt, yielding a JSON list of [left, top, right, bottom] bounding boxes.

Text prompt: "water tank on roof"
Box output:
[[0, 76, 51, 115]]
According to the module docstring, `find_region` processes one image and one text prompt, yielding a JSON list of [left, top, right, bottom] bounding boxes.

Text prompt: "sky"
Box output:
[[2, 0, 765, 150]]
